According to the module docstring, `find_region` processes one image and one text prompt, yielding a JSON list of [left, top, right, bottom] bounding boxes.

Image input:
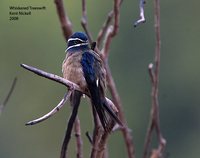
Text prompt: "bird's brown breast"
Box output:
[[62, 53, 87, 91]]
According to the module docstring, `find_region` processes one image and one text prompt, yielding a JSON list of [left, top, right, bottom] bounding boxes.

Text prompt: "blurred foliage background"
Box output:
[[0, 0, 200, 158]]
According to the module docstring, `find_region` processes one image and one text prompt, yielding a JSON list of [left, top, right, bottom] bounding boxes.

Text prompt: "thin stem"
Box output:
[[96, 120, 115, 158], [25, 91, 71, 126], [21, 64, 116, 111], [143, 0, 166, 157], [3, 77, 17, 106], [97, 1, 135, 157], [148, 63, 155, 84], [0, 77, 17, 114], [74, 117, 83, 158], [20, 64, 81, 91], [90, 106, 102, 158], [54, 0, 73, 41], [104, 62, 135, 158], [85, 131, 93, 144], [81, 0, 93, 44], [97, 11, 114, 48]]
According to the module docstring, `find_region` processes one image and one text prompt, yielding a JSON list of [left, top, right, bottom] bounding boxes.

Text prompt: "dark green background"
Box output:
[[0, 0, 199, 158]]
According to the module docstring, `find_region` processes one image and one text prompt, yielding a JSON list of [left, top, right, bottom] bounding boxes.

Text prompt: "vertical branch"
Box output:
[[54, 0, 73, 40], [81, 0, 93, 44], [0, 77, 17, 115], [99, 1, 135, 158], [96, 120, 115, 158], [90, 106, 102, 158], [153, 0, 166, 154], [74, 117, 83, 158], [97, 11, 114, 48], [104, 62, 135, 158], [143, 0, 166, 157], [102, 0, 121, 58]]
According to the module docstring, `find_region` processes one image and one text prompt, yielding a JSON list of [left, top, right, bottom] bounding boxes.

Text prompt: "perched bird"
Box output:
[[62, 32, 122, 131]]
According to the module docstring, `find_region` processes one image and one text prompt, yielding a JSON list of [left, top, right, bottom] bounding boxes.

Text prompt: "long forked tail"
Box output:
[[90, 90, 122, 131]]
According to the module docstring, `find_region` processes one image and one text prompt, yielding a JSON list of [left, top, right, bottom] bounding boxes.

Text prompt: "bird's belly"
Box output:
[[62, 57, 87, 91]]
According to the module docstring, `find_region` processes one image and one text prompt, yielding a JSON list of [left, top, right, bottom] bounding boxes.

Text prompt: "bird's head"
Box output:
[[65, 32, 89, 52]]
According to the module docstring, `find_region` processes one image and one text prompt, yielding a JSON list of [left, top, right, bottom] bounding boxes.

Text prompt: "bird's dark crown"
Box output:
[[66, 32, 89, 52]]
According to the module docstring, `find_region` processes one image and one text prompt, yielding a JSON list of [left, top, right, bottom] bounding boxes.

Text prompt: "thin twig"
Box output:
[[0, 77, 17, 114], [81, 0, 93, 44], [85, 131, 93, 144], [74, 117, 83, 158], [143, 0, 166, 157], [54, 0, 73, 41], [101, 0, 120, 58], [90, 106, 102, 158], [134, 0, 146, 27], [148, 63, 155, 84], [21, 64, 117, 111], [25, 91, 71, 126], [3, 77, 17, 106], [103, 146, 109, 158], [96, 120, 115, 158], [112, 0, 121, 36], [20, 64, 80, 91], [153, 0, 166, 154], [104, 62, 135, 158], [98, 1, 135, 157], [101, 25, 114, 59], [97, 11, 114, 48]]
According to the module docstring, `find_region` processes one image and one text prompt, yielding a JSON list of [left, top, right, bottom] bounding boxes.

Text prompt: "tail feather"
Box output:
[[89, 86, 122, 131], [102, 99, 123, 126], [89, 87, 109, 130], [93, 101, 109, 130]]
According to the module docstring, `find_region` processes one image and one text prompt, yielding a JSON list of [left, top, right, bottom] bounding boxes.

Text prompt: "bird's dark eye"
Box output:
[[74, 40, 82, 45]]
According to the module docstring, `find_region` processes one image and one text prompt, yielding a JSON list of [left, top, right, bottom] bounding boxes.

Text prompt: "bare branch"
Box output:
[[90, 106, 102, 158], [104, 62, 135, 158], [0, 77, 17, 115], [148, 63, 155, 84], [21, 63, 123, 157], [101, 25, 114, 59], [143, 113, 154, 158], [81, 0, 93, 44], [134, 0, 146, 27], [101, 0, 121, 58], [112, 0, 121, 36], [96, 1, 136, 157], [54, 0, 73, 41], [96, 120, 115, 158], [21, 64, 117, 111], [74, 117, 83, 158], [25, 91, 71, 126], [143, 0, 166, 157], [85, 131, 93, 144], [20, 64, 81, 91], [97, 11, 114, 48]]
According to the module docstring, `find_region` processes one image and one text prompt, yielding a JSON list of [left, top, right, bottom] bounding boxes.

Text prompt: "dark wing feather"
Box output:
[[81, 51, 108, 130], [81, 51, 122, 131]]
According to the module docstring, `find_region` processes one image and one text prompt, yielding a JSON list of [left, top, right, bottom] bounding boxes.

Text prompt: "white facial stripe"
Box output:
[[65, 43, 89, 52], [68, 38, 87, 43]]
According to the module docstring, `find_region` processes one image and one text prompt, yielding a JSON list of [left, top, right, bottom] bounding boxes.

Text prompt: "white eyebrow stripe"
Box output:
[[68, 38, 87, 42], [65, 42, 89, 52]]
